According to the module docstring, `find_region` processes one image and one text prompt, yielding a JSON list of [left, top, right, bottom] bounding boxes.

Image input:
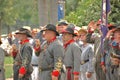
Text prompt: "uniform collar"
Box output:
[[64, 39, 75, 48], [48, 37, 56, 44], [20, 39, 29, 45]]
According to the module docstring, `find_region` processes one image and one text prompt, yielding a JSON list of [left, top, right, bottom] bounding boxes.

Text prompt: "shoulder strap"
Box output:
[[82, 44, 92, 54]]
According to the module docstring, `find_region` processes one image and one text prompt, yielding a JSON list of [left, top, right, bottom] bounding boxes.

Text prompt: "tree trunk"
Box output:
[[0, 19, 1, 35], [48, 0, 58, 24], [38, 0, 58, 26]]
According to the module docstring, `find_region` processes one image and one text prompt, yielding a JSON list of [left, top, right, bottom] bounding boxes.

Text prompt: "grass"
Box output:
[[4, 56, 13, 78]]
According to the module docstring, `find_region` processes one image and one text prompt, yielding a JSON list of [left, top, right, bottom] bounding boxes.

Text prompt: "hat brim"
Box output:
[[42, 29, 59, 36], [62, 30, 77, 36], [15, 32, 32, 38]]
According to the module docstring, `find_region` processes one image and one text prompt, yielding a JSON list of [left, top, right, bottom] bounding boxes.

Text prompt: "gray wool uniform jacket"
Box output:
[[0, 47, 5, 80], [103, 38, 120, 80], [14, 42, 33, 80], [38, 39, 64, 80], [80, 44, 94, 73], [38, 39, 64, 70], [64, 42, 81, 73]]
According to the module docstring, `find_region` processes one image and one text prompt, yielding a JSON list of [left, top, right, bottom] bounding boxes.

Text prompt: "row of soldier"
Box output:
[[0, 20, 120, 80]]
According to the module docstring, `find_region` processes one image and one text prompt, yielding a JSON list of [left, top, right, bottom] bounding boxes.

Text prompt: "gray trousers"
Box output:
[[13, 64, 19, 80], [31, 66, 39, 80], [95, 62, 106, 80], [106, 65, 112, 80], [0, 68, 5, 80], [38, 70, 52, 80], [60, 68, 74, 80], [79, 72, 96, 80]]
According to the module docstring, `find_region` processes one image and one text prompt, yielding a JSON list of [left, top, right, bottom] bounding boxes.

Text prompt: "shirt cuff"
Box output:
[[19, 66, 26, 75], [52, 70, 60, 77], [73, 72, 79, 75]]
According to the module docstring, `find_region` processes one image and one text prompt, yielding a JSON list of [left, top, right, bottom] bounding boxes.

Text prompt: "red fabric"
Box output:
[[67, 68, 71, 80], [100, 62, 105, 66], [11, 50, 18, 58], [64, 39, 75, 48], [73, 72, 79, 75], [48, 37, 56, 44], [34, 46, 41, 52], [20, 39, 29, 45], [19, 66, 26, 75], [52, 70, 60, 77]]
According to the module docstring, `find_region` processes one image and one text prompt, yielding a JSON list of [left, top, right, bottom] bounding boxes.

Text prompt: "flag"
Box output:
[[58, 4, 64, 21], [101, 0, 111, 38], [100, 0, 111, 63]]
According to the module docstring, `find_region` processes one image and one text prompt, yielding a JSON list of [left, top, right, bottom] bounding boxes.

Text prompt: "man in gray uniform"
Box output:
[[61, 27, 81, 80], [36, 24, 64, 80], [86, 21, 106, 80], [0, 37, 5, 80], [13, 28, 33, 80], [57, 21, 68, 42], [101, 27, 120, 80]]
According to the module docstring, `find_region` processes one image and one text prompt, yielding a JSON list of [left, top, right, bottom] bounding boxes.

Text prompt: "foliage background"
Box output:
[[0, 0, 120, 33], [65, 0, 120, 27]]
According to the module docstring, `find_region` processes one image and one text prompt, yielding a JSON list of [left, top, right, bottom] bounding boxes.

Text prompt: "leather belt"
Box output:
[[66, 66, 72, 69], [32, 64, 38, 66], [80, 59, 89, 65], [39, 67, 54, 72]]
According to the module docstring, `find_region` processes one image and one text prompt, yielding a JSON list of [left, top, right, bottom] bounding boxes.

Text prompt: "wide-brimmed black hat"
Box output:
[[62, 27, 77, 36], [15, 28, 32, 37], [42, 24, 59, 36]]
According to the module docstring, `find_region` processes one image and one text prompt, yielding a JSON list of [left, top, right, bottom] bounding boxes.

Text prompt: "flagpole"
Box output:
[[100, 0, 111, 64]]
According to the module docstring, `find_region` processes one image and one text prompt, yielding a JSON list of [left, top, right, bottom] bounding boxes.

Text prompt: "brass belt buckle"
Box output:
[[81, 61, 85, 64], [39, 67, 42, 72], [39, 68, 42, 72]]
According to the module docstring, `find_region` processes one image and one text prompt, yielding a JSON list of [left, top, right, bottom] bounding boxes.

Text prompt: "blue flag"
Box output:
[[101, 0, 111, 38], [58, 4, 64, 21]]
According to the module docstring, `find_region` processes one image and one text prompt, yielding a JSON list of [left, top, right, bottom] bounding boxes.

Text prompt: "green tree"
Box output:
[[0, 0, 39, 34], [65, 0, 120, 27], [65, 0, 101, 27], [109, 0, 120, 24]]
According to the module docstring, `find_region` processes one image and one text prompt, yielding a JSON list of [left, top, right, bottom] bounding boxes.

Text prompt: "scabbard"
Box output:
[[67, 68, 72, 80]]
